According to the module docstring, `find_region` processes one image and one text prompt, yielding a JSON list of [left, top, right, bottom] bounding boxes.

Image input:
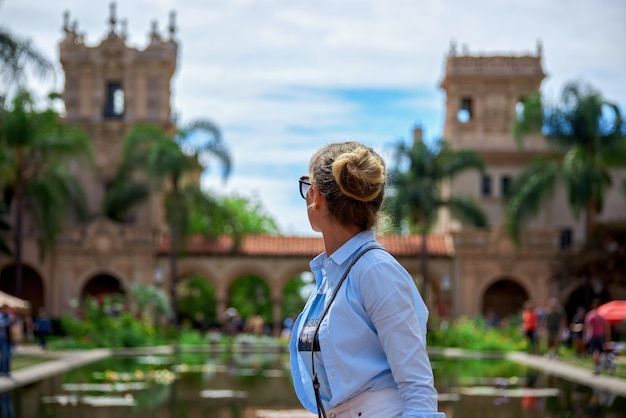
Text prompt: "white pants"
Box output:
[[326, 387, 402, 418]]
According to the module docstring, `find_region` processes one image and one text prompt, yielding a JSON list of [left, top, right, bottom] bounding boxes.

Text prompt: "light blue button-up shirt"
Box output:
[[290, 230, 444, 417]]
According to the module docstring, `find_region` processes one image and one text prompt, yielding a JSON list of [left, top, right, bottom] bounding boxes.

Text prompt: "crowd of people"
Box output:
[[519, 297, 615, 375]]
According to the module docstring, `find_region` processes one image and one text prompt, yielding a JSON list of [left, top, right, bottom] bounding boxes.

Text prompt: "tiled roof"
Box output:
[[157, 234, 452, 258]]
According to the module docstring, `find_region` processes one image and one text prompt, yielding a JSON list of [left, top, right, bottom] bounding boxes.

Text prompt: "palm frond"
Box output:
[[0, 27, 55, 89], [445, 196, 488, 228], [27, 163, 87, 255], [177, 119, 232, 180], [504, 159, 559, 244], [103, 181, 150, 223]]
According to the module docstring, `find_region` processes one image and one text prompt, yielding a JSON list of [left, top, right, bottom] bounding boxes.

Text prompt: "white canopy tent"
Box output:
[[0, 290, 30, 311]]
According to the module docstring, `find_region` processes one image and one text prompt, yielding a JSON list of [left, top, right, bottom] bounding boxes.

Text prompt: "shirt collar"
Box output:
[[309, 230, 377, 277], [328, 230, 377, 267]]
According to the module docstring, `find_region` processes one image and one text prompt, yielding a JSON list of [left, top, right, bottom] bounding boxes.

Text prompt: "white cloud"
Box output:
[[2, 0, 625, 236]]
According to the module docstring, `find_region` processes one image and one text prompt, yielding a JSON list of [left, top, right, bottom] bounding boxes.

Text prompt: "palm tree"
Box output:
[[0, 2, 54, 96], [0, 92, 92, 297], [506, 81, 626, 244], [388, 137, 487, 302], [107, 121, 232, 326]]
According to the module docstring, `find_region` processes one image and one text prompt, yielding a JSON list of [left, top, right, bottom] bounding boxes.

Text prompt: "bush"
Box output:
[[428, 315, 526, 352]]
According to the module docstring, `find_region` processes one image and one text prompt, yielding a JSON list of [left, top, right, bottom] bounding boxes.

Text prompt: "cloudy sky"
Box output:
[[2, 0, 625, 236]]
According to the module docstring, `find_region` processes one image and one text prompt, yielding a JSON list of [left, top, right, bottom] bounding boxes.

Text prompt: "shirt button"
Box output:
[[322, 340, 327, 346], [330, 414, 337, 418]]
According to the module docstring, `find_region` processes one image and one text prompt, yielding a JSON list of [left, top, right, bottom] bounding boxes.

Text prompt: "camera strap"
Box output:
[[310, 244, 386, 418]]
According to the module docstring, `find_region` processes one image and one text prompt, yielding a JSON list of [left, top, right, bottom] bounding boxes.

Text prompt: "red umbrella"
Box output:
[[597, 300, 626, 325]]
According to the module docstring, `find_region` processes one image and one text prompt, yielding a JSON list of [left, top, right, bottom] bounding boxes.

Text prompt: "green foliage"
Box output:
[[190, 193, 280, 235], [428, 316, 526, 352], [53, 295, 168, 349], [387, 138, 486, 233], [506, 80, 626, 243], [513, 91, 543, 143], [0, 90, 92, 278], [177, 275, 217, 325], [0, 22, 54, 94], [229, 275, 272, 323], [281, 275, 309, 321]]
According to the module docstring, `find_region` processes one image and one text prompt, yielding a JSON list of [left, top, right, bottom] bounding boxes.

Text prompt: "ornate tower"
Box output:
[[440, 41, 545, 151], [437, 42, 549, 231], [59, 2, 178, 224], [32, 3, 180, 317]]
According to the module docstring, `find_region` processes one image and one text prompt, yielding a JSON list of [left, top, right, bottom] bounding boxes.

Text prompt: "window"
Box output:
[[481, 175, 492, 197], [501, 175, 512, 198], [104, 82, 125, 118], [560, 229, 572, 249], [457, 97, 473, 123]]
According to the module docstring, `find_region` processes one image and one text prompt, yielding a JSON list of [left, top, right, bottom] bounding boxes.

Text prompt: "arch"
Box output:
[[481, 277, 529, 319], [281, 272, 313, 322], [227, 274, 272, 335], [176, 272, 218, 330], [0, 263, 45, 314], [81, 273, 125, 300], [563, 282, 611, 322]]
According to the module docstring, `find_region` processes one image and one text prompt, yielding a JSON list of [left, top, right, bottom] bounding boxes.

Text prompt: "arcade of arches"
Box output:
[[1, 222, 623, 332]]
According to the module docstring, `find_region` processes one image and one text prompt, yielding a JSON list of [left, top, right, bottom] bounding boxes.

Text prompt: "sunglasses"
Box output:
[[299, 176, 312, 199]]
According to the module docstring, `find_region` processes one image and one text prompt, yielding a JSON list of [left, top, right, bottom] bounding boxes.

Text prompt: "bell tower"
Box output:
[[440, 41, 545, 151], [437, 42, 549, 231], [59, 2, 178, 222]]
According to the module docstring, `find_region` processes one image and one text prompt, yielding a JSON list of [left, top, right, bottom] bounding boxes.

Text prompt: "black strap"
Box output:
[[311, 244, 385, 418]]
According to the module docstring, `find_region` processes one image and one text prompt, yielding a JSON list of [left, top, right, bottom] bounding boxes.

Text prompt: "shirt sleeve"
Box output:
[[356, 256, 442, 416]]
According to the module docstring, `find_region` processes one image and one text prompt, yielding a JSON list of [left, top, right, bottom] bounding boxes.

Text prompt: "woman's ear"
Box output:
[[310, 186, 325, 211]]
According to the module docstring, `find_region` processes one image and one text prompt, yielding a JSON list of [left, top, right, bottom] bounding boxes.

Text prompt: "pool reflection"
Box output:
[[5, 352, 626, 417]]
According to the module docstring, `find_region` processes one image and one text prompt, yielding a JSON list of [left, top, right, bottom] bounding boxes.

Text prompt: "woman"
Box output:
[[289, 142, 444, 417]]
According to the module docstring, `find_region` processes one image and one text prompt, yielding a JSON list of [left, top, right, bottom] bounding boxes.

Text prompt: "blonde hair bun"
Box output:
[[332, 145, 385, 202]]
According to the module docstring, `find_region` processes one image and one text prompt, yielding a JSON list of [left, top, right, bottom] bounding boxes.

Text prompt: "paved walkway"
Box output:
[[507, 352, 626, 397], [434, 347, 626, 397], [0, 345, 111, 394]]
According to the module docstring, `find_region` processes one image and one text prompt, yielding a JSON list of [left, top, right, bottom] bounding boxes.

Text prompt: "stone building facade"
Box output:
[[0, 6, 624, 328], [437, 42, 626, 319]]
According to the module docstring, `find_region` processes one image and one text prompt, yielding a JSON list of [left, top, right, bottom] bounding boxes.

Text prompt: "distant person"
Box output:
[[0, 305, 13, 377], [34, 307, 53, 349], [584, 298, 610, 375], [544, 297, 567, 359], [485, 309, 500, 328], [289, 142, 444, 417], [570, 307, 586, 357], [522, 300, 539, 354]]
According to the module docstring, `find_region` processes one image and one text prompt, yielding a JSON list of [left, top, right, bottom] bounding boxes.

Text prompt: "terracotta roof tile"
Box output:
[[158, 234, 452, 258]]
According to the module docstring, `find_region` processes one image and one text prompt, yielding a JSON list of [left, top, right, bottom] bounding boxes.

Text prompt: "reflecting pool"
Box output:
[[434, 355, 626, 417], [4, 351, 626, 417]]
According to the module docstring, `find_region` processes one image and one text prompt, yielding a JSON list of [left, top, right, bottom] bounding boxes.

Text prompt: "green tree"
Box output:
[[281, 275, 309, 322], [177, 275, 217, 327], [229, 275, 271, 324], [387, 137, 487, 302], [107, 122, 232, 325], [506, 81, 626, 244], [0, 92, 92, 297], [190, 193, 280, 235]]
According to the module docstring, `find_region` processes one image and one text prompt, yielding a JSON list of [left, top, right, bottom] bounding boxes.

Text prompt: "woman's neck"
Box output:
[[322, 223, 361, 256]]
